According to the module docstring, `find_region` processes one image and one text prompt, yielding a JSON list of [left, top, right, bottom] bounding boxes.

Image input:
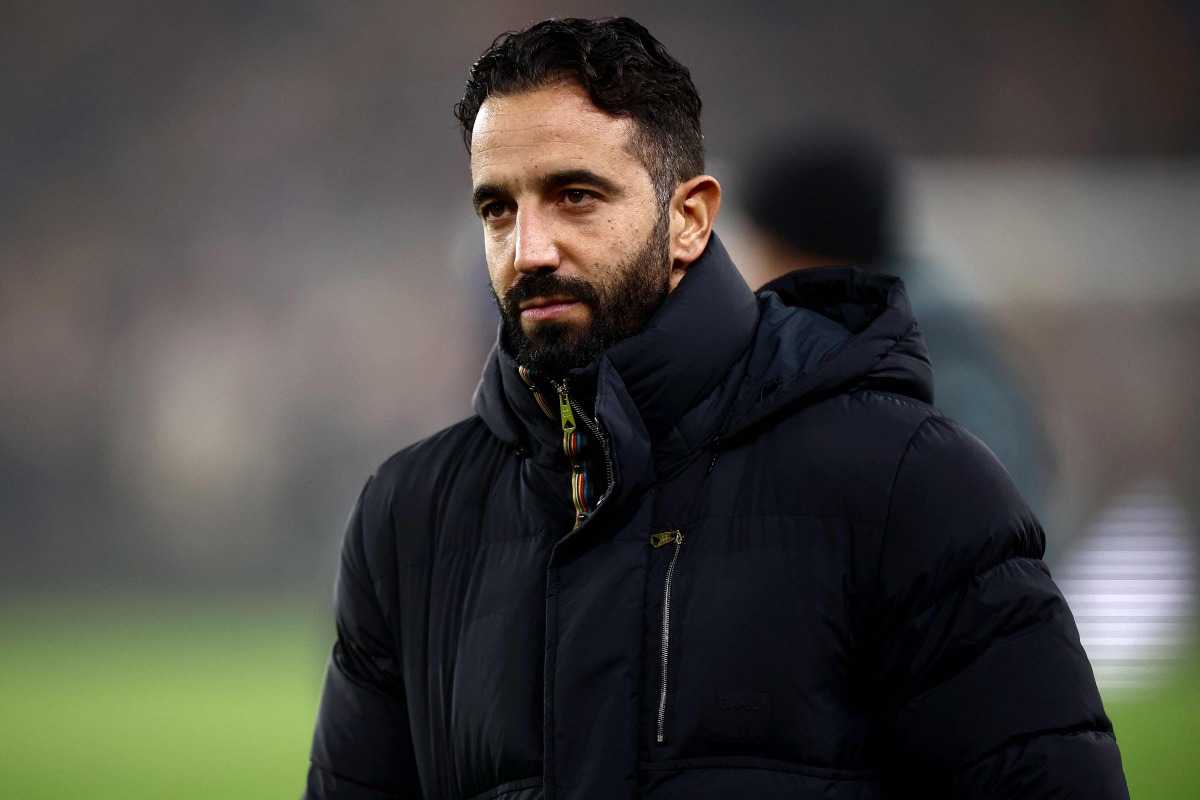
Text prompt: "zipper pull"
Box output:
[[557, 389, 577, 433], [650, 530, 683, 548]]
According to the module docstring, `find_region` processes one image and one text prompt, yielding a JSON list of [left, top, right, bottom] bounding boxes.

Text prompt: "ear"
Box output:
[[668, 175, 722, 290]]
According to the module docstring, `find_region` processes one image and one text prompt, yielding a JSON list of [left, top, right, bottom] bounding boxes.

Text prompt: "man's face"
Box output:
[[470, 82, 673, 376]]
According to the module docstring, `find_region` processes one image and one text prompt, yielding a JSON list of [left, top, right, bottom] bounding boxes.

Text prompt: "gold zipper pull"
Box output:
[[650, 530, 682, 548], [557, 391, 577, 433]]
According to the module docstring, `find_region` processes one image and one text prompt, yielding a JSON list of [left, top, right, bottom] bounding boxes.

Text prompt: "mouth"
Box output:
[[519, 296, 581, 321]]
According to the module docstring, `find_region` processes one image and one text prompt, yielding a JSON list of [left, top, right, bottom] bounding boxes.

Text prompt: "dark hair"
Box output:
[[744, 130, 895, 264], [454, 17, 704, 201]]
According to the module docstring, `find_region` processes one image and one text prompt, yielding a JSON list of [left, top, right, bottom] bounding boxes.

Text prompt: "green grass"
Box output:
[[1107, 658, 1200, 799], [1, 597, 1196, 798], [0, 597, 328, 800]]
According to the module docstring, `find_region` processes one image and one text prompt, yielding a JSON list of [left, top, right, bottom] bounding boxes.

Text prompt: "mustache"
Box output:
[[501, 272, 600, 315]]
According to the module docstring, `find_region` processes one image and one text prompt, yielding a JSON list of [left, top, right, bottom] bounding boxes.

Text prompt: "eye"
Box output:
[[561, 189, 601, 211], [480, 201, 509, 219]]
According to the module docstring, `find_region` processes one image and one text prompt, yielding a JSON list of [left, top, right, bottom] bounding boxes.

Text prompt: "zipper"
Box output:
[[554, 379, 614, 492], [651, 529, 685, 743], [518, 364, 557, 421], [548, 378, 614, 528]]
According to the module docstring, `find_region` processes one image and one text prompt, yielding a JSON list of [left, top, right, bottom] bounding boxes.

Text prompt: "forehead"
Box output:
[[469, 83, 644, 186]]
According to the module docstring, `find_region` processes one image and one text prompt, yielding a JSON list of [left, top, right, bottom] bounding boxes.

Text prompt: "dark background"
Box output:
[[3, 0, 1198, 592]]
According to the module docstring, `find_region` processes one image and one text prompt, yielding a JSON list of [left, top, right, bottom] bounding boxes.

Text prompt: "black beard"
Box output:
[[495, 209, 671, 377]]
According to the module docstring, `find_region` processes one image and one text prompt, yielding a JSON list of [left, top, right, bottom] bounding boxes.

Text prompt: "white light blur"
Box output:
[[1056, 480, 1197, 691]]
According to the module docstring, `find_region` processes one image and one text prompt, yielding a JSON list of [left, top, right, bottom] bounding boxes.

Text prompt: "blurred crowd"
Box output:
[[2, 0, 1199, 595]]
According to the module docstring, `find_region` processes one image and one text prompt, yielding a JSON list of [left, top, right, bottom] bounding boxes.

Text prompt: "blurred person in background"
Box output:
[[741, 131, 1055, 518], [305, 17, 1127, 800]]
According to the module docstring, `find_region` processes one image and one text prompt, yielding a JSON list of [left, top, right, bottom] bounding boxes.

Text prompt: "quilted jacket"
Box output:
[[305, 235, 1128, 799]]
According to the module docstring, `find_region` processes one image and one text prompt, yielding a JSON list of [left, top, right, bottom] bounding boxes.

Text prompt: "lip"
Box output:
[[519, 295, 576, 311], [520, 296, 580, 321]]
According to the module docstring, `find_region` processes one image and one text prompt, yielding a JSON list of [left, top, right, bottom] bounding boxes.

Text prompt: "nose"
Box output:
[[512, 207, 560, 274]]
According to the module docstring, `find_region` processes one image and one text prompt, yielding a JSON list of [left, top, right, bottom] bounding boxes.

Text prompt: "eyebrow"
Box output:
[[542, 169, 619, 196], [472, 183, 506, 210], [472, 168, 621, 211]]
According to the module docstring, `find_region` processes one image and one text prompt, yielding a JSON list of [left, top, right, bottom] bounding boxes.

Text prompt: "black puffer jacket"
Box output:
[[305, 236, 1128, 799]]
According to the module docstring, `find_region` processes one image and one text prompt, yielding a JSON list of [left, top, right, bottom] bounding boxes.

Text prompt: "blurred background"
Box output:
[[2, 0, 1197, 796]]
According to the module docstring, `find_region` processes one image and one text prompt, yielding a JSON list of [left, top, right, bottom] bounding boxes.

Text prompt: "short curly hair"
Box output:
[[454, 17, 704, 202]]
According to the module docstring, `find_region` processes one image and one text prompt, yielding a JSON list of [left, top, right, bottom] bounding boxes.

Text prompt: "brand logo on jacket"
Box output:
[[700, 691, 770, 743]]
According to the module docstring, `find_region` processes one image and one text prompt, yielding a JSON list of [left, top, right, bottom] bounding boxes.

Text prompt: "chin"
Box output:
[[523, 321, 581, 348]]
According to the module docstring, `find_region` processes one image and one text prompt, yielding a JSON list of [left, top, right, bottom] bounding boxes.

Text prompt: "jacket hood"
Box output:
[[720, 265, 933, 439], [472, 235, 932, 472]]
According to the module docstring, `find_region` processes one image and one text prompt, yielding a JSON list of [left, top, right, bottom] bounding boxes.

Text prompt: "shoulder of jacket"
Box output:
[[879, 411, 1044, 607], [718, 389, 943, 530], [849, 389, 942, 422], [372, 415, 495, 486], [891, 411, 1021, 492], [357, 415, 504, 541], [761, 388, 943, 469]]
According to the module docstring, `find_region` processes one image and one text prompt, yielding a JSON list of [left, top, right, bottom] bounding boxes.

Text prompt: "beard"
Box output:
[[494, 207, 672, 377]]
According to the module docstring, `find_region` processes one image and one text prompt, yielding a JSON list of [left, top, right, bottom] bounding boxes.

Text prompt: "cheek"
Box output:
[[484, 234, 512, 293]]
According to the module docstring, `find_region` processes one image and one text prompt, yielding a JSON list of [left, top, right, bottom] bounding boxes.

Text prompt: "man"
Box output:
[[741, 131, 1055, 518], [305, 17, 1128, 800]]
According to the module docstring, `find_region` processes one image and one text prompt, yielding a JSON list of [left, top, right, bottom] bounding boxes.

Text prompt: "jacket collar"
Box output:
[[473, 234, 760, 470], [473, 242, 933, 476]]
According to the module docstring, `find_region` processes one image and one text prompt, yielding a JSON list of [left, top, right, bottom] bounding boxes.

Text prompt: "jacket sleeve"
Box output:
[[874, 415, 1129, 798], [304, 478, 423, 799]]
